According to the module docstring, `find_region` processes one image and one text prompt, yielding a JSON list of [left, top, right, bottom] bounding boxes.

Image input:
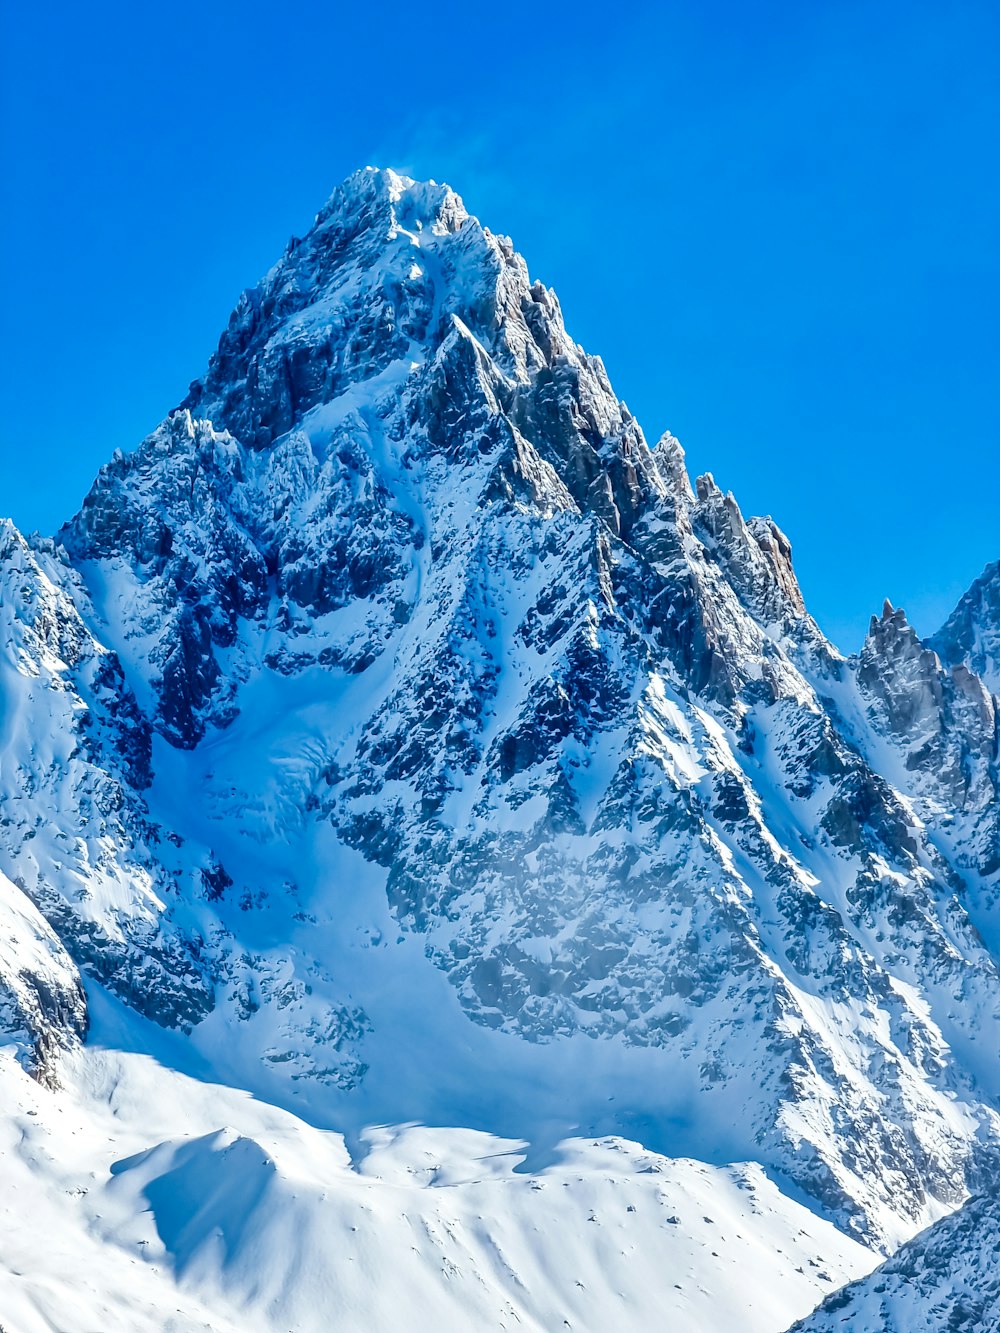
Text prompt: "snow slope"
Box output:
[[0, 1035, 875, 1333]]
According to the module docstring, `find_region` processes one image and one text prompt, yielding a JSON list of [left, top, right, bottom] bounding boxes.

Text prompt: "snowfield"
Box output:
[[0, 1039, 875, 1333]]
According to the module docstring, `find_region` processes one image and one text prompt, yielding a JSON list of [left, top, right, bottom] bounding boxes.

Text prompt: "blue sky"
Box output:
[[2, 1, 997, 648]]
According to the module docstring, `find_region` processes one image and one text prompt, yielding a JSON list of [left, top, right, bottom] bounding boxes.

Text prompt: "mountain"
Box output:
[[1, 166, 998, 1330]]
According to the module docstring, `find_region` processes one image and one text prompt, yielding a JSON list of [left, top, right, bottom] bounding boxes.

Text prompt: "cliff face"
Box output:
[[2, 171, 1000, 1314]]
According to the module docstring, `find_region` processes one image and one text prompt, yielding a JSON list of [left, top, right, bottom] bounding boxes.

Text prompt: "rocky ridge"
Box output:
[[790, 1179, 1000, 1331]]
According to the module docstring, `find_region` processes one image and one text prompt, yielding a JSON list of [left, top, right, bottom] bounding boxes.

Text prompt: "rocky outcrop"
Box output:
[[0, 522, 215, 1049], [853, 599, 999, 876]]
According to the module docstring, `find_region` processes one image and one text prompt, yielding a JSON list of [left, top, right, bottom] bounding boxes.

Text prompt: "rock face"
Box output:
[[3, 167, 1000, 1270], [0, 521, 215, 1073], [0, 868, 86, 1085], [854, 599, 1000, 877]]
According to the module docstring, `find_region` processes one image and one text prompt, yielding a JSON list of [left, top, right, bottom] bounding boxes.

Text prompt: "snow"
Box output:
[[0, 1040, 875, 1333]]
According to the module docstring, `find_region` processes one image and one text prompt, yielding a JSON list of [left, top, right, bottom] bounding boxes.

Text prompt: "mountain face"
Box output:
[[2, 166, 999, 1329]]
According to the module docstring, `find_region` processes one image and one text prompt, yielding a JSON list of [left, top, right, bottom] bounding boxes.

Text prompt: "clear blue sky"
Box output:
[[2, 1, 997, 649]]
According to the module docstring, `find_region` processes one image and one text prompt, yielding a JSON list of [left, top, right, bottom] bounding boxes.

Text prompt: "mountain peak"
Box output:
[[312, 164, 470, 241], [930, 559, 1000, 693], [175, 164, 525, 451]]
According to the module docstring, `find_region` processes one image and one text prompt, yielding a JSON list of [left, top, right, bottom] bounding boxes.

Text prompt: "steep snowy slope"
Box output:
[[790, 1181, 1000, 1332], [2, 166, 1000, 1329]]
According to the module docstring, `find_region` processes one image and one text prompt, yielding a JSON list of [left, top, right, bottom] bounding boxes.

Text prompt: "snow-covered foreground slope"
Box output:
[[2, 166, 1000, 1329], [0, 1036, 876, 1333]]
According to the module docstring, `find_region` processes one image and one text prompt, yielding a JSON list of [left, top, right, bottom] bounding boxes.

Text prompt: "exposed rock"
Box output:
[[0, 870, 87, 1086]]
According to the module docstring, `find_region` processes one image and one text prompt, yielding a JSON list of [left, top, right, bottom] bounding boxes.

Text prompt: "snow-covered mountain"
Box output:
[[2, 166, 998, 1331]]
